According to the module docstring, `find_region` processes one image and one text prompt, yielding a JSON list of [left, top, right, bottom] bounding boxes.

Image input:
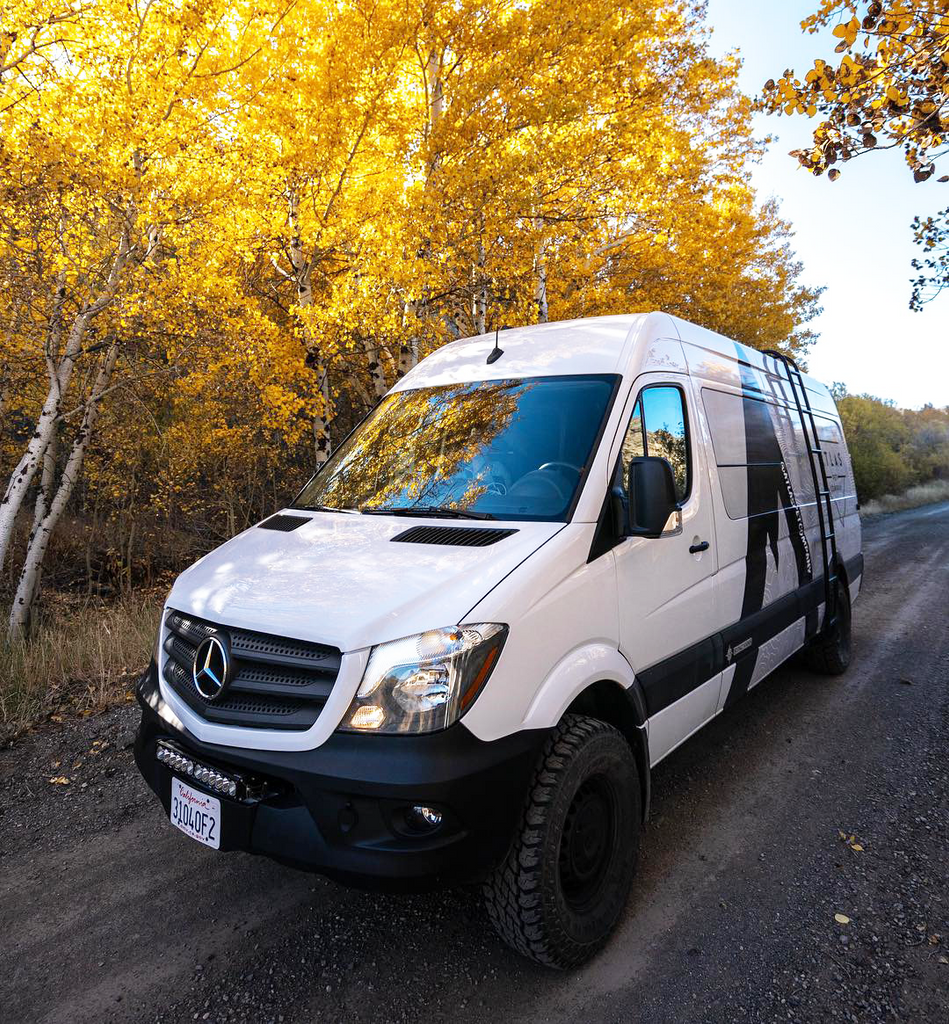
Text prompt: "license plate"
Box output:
[[170, 777, 221, 849]]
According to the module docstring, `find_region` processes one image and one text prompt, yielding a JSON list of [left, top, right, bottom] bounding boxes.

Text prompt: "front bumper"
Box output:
[[134, 660, 548, 891]]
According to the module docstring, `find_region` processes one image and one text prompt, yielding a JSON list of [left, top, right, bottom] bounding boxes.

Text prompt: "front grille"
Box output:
[[161, 610, 341, 730]]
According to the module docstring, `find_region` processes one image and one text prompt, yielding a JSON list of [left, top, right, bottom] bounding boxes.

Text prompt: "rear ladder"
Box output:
[[762, 349, 840, 626]]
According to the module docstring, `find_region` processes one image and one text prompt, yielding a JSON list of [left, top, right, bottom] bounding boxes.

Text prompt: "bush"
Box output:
[[860, 479, 949, 517], [837, 394, 949, 503]]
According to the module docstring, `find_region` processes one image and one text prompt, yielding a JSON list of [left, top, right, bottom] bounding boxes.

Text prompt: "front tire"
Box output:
[[482, 714, 640, 969]]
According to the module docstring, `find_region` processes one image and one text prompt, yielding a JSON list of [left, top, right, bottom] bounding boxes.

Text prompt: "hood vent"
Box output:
[[392, 525, 518, 547], [258, 514, 311, 532]]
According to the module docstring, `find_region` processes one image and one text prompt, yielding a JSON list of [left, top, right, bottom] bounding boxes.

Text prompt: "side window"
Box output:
[[621, 399, 645, 464], [816, 420, 843, 445], [619, 385, 691, 503], [702, 387, 809, 520]]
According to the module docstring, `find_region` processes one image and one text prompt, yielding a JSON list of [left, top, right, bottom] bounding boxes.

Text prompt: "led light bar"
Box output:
[[156, 740, 239, 798]]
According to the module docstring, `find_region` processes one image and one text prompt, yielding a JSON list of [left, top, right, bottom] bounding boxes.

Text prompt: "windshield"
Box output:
[[293, 374, 618, 521]]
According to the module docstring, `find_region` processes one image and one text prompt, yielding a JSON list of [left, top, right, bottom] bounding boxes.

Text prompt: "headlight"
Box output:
[[339, 624, 508, 734]]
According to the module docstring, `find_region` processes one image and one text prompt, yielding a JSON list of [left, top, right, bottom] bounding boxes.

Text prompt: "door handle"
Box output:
[[689, 540, 710, 554]]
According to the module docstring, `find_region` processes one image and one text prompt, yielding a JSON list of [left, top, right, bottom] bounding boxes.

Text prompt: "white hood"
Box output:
[[167, 510, 562, 652]]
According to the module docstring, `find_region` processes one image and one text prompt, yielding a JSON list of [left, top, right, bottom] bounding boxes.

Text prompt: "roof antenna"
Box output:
[[486, 325, 504, 365]]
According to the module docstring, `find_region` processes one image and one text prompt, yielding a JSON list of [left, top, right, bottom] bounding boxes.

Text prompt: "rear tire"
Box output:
[[482, 714, 640, 969], [801, 577, 852, 675]]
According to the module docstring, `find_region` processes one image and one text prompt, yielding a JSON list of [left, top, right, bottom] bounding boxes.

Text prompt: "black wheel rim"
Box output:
[[558, 774, 617, 912]]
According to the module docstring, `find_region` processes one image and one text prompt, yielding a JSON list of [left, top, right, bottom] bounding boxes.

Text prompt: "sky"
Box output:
[[705, 0, 949, 409]]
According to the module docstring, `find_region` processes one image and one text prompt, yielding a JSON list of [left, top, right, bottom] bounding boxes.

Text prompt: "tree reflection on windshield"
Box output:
[[294, 374, 617, 522]]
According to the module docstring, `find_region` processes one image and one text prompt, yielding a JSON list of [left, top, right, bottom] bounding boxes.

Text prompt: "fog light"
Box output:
[[407, 805, 443, 831]]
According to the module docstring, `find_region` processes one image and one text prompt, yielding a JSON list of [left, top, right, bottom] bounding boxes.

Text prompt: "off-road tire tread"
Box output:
[[801, 580, 851, 676], [482, 714, 636, 969]]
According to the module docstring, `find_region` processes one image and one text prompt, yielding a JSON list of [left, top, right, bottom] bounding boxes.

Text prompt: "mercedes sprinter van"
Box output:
[[134, 312, 862, 968]]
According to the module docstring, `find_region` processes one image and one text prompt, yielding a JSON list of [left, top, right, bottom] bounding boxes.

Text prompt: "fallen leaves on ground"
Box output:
[[838, 829, 865, 852]]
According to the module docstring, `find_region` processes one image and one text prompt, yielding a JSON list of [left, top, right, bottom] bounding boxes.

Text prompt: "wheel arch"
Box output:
[[468, 643, 652, 818], [565, 679, 651, 821]]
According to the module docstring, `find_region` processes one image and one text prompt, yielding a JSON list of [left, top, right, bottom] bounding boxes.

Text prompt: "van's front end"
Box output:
[[134, 329, 636, 899]]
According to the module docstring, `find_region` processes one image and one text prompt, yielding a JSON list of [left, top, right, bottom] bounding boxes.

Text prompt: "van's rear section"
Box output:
[[135, 311, 861, 968]]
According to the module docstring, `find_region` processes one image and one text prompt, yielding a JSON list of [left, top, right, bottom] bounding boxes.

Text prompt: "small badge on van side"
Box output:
[[726, 637, 753, 664]]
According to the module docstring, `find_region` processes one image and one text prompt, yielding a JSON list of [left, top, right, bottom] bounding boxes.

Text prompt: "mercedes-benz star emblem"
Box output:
[[192, 634, 231, 701]]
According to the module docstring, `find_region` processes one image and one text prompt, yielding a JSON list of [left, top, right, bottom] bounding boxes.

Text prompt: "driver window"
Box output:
[[619, 385, 691, 503]]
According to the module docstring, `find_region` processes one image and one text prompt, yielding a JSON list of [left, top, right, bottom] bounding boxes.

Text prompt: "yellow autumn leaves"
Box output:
[[1, 0, 824, 629], [764, 2, 949, 184], [832, 15, 862, 46]]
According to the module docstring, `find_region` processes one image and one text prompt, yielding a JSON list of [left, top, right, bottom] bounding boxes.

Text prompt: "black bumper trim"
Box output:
[[135, 661, 549, 891]]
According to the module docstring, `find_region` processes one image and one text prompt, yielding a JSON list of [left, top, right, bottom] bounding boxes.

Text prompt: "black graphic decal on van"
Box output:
[[724, 351, 813, 708]]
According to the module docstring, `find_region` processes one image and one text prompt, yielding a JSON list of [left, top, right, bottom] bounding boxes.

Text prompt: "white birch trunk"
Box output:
[[0, 220, 134, 574], [8, 343, 119, 639], [287, 192, 333, 464], [0, 388, 60, 571], [312, 376, 333, 464], [30, 433, 57, 541], [534, 224, 549, 323], [366, 344, 388, 400], [397, 336, 419, 377], [473, 242, 488, 334], [425, 49, 444, 168], [396, 48, 444, 378], [473, 285, 487, 335]]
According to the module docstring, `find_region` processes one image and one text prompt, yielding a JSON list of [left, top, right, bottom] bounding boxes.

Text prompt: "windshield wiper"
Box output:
[[361, 504, 496, 520], [295, 504, 358, 514]]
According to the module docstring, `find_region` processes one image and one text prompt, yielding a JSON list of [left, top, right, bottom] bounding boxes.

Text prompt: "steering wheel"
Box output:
[[508, 470, 570, 503], [464, 457, 511, 497], [538, 461, 582, 476]]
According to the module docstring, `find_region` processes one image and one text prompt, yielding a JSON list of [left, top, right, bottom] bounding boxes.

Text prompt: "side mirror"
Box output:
[[627, 456, 678, 537]]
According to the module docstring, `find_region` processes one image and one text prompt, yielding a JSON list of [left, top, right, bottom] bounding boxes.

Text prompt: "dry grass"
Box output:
[[860, 479, 949, 517], [0, 594, 162, 740]]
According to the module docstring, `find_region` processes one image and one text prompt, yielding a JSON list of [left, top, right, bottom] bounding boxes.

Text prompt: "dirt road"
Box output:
[[2, 503, 948, 1024]]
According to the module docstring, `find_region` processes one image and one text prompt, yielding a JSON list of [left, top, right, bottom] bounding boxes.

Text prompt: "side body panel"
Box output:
[[678, 324, 861, 713], [597, 316, 863, 768]]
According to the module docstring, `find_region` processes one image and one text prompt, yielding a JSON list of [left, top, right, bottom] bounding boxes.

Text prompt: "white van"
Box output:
[[134, 312, 862, 968]]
